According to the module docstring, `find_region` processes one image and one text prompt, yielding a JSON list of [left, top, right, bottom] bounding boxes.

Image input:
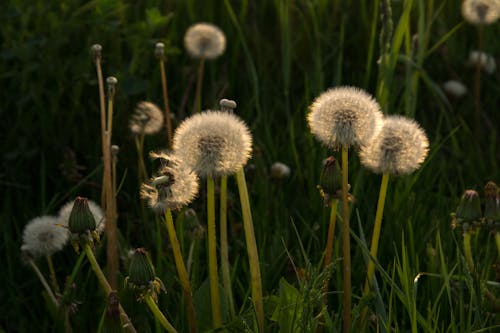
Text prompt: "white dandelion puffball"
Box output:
[[360, 116, 429, 175], [129, 101, 164, 135], [443, 80, 468, 98], [173, 111, 253, 178], [21, 215, 68, 258], [270, 162, 291, 179], [468, 50, 496, 74], [307, 86, 384, 149], [462, 0, 500, 25], [140, 152, 199, 212], [59, 199, 106, 234], [184, 23, 226, 59]]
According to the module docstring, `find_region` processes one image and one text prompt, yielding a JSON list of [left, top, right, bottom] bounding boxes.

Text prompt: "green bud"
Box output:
[[484, 181, 500, 223], [319, 156, 342, 197], [455, 190, 482, 223], [68, 197, 96, 234], [127, 248, 156, 287]]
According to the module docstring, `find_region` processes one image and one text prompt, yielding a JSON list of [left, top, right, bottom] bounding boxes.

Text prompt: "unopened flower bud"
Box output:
[[219, 99, 237, 112], [319, 156, 342, 197], [68, 197, 97, 234], [127, 248, 156, 287], [106, 76, 118, 98], [455, 190, 482, 223], [91, 44, 102, 62], [484, 181, 500, 223], [155, 42, 165, 59], [111, 145, 119, 158]]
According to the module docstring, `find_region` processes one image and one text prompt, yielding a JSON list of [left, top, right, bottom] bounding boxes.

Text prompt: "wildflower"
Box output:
[[468, 50, 497, 74], [59, 198, 105, 234], [129, 101, 164, 135], [359, 116, 429, 175], [140, 152, 199, 212], [307, 86, 383, 149], [173, 111, 252, 178], [270, 162, 291, 179], [184, 23, 226, 59], [462, 0, 500, 25], [126, 248, 165, 300], [443, 80, 468, 98], [21, 215, 68, 258]]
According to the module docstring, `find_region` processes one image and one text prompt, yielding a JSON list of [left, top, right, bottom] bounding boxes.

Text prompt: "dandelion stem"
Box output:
[[163, 209, 198, 333], [46, 255, 61, 295], [495, 232, 500, 258], [144, 293, 178, 333], [29, 259, 59, 307], [93, 49, 107, 210], [193, 59, 205, 114], [207, 177, 222, 328], [235, 168, 264, 333], [159, 58, 173, 148], [463, 232, 475, 274], [341, 146, 351, 333], [323, 199, 338, 295], [474, 24, 484, 130], [83, 244, 137, 333], [220, 175, 236, 320]]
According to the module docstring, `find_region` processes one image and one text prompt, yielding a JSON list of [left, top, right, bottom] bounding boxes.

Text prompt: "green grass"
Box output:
[[1, 0, 500, 332]]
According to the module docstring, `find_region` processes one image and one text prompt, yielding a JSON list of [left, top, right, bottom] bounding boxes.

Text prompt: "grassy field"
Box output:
[[1, 0, 500, 332]]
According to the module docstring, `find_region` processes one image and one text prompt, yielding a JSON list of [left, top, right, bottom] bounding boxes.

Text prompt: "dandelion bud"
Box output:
[[455, 190, 482, 224], [270, 162, 291, 179], [184, 23, 226, 59], [91, 44, 102, 62], [319, 157, 342, 197], [106, 76, 118, 98], [484, 181, 500, 223], [155, 42, 165, 60], [68, 197, 96, 234], [111, 145, 119, 158], [127, 248, 156, 287], [219, 98, 237, 112], [59, 199, 105, 234]]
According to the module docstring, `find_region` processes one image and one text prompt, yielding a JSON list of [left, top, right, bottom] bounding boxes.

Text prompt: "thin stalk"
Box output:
[[134, 134, 147, 184], [474, 24, 484, 130], [83, 244, 137, 333], [193, 59, 205, 114], [46, 255, 61, 295], [463, 232, 475, 274], [29, 259, 59, 307], [235, 168, 264, 333], [495, 232, 500, 257], [159, 59, 173, 147], [341, 147, 351, 333], [94, 53, 107, 209], [207, 177, 222, 328], [163, 209, 198, 333], [144, 293, 178, 333], [187, 240, 196, 276], [220, 175, 236, 320]]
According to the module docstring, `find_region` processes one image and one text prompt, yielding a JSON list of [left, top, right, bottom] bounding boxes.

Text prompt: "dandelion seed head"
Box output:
[[462, 0, 500, 25], [140, 152, 199, 212], [443, 80, 468, 98], [270, 162, 291, 179], [307, 86, 383, 149], [184, 23, 226, 59], [59, 199, 106, 234], [129, 101, 164, 135], [21, 215, 68, 258], [360, 116, 429, 175], [173, 111, 252, 177]]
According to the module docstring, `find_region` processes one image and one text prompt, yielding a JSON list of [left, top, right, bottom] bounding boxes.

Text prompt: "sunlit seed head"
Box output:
[[173, 110, 253, 178], [129, 101, 164, 135], [21, 215, 68, 258], [462, 0, 500, 25], [59, 199, 105, 234], [140, 152, 199, 212], [307, 86, 383, 149], [184, 23, 226, 60], [359, 116, 429, 175]]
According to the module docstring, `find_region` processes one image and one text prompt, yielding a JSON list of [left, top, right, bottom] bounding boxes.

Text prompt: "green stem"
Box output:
[[341, 147, 351, 333], [29, 259, 59, 307], [207, 177, 222, 328], [144, 293, 178, 333], [220, 175, 236, 319], [46, 255, 61, 295], [83, 244, 137, 333], [463, 232, 475, 274], [495, 232, 500, 258], [163, 209, 198, 333], [235, 168, 264, 333], [159, 59, 173, 148], [193, 59, 205, 114]]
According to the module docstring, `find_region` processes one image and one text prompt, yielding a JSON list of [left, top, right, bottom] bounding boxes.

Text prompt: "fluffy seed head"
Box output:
[[184, 23, 226, 59], [360, 116, 429, 175], [443, 80, 468, 98], [140, 152, 199, 212], [270, 162, 291, 179], [173, 111, 253, 177], [21, 215, 68, 258], [129, 101, 164, 135], [307, 86, 383, 149], [59, 199, 105, 234], [462, 0, 500, 24]]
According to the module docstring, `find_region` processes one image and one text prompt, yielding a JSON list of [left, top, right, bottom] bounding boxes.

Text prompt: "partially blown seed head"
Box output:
[[307, 86, 383, 149], [129, 101, 164, 135], [140, 152, 199, 212], [21, 215, 68, 258], [59, 199, 105, 234], [184, 23, 226, 59], [462, 0, 500, 25], [360, 116, 429, 175], [173, 111, 253, 178]]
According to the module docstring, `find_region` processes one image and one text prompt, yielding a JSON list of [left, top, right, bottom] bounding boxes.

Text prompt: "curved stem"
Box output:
[[159, 59, 173, 148], [463, 232, 475, 274], [236, 168, 264, 333], [193, 59, 205, 114], [144, 293, 178, 333], [163, 209, 198, 333], [207, 177, 222, 328], [46, 255, 61, 295], [495, 232, 500, 258], [29, 259, 59, 307], [341, 147, 351, 333]]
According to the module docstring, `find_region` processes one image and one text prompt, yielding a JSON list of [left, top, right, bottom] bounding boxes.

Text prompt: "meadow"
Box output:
[[1, 0, 500, 332]]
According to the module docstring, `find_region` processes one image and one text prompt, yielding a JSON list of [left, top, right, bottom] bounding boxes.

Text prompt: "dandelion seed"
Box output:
[[140, 152, 199, 212], [21, 216, 68, 258], [184, 23, 226, 60], [307, 86, 383, 149], [129, 101, 164, 135], [173, 111, 252, 178], [462, 0, 500, 25], [360, 116, 429, 175], [59, 199, 105, 234]]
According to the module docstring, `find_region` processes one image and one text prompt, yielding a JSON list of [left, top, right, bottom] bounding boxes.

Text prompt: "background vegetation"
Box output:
[[1, 0, 499, 331]]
